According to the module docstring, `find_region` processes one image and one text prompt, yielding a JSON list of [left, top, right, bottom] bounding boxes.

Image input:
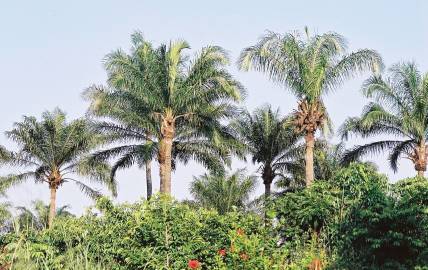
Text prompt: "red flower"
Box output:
[[218, 249, 226, 256], [240, 252, 249, 261], [236, 228, 245, 236], [188, 259, 200, 269]]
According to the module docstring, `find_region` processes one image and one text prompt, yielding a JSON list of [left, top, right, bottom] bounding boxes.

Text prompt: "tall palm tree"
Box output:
[[15, 200, 73, 231], [190, 169, 257, 214], [229, 105, 302, 198], [86, 32, 244, 195], [238, 29, 383, 186], [340, 62, 428, 177], [0, 109, 114, 228]]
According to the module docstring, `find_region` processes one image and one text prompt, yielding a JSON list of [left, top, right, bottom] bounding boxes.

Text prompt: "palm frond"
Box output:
[[341, 140, 403, 165]]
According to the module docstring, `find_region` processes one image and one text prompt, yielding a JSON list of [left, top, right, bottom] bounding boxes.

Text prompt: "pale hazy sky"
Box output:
[[1, 0, 427, 214]]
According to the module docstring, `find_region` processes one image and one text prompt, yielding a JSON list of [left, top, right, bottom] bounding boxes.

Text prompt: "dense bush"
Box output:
[[272, 164, 428, 270], [0, 196, 292, 269], [272, 164, 386, 242], [335, 176, 428, 269], [2, 165, 428, 269]]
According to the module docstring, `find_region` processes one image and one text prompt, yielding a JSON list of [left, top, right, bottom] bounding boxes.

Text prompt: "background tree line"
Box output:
[[0, 28, 428, 269]]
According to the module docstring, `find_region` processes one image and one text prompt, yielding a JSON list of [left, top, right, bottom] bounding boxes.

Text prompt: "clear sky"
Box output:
[[1, 0, 427, 214]]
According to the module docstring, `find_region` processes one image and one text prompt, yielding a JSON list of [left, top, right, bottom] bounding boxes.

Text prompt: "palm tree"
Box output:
[[15, 200, 73, 230], [340, 62, 428, 177], [0, 202, 11, 231], [238, 29, 383, 186], [86, 32, 244, 195], [86, 121, 157, 199], [0, 109, 114, 228], [229, 105, 302, 198], [190, 169, 257, 214], [0, 184, 12, 231], [274, 140, 377, 191]]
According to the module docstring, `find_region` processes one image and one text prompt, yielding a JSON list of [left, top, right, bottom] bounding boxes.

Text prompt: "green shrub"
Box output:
[[333, 176, 428, 269], [272, 163, 387, 242], [0, 196, 275, 269], [2, 168, 428, 269]]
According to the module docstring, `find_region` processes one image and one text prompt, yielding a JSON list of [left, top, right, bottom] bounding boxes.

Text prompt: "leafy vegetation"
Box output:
[[0, 29, 427, 269], [189, 169, 257, 214], [229, 105, 302, 197], [14, 200, 73, 231]]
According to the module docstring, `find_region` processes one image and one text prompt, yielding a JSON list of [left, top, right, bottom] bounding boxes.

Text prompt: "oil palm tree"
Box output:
[[239, 29, 383, 186], [340, 62, 428, 177], [0, 202, 11, 231], [85, 121, 157, 199], [229, 105, 302, 198], [0, 184, 12, 231], [190, 169, 257, 214], [0, 109, 114, 228], [15, 200, 73, 230], [86, 32, 244, 195]]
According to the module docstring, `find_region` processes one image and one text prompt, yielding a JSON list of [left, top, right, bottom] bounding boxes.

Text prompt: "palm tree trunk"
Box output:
[[159, 116, 175, 195], [263, 181, 272, 225], [305, 131, 315, 187], [262, 166, 273, 198], [264, 182, 271, 198], [159, 135, 173, 194], [262, 169, 273, 224], [48, 186, 57, 228], [146, 160, 153, 199], [415, 140, 426, 177]]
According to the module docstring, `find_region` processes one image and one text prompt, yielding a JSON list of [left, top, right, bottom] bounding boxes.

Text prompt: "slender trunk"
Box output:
[[159, 136, 173, 194], [48, 186, 57, 229], [305, 131, 315, 187], [146, 160, 153, 199], [415, 140, 426, 177], [159, 116, 175, 195], [263, 181, 272, 225], [262, 166, 273, 224], [262, 166, 273, 198], [264, 182, 271, 198]]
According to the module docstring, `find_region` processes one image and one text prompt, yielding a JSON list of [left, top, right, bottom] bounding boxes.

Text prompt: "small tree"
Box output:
[[230, 105, 302, 198]]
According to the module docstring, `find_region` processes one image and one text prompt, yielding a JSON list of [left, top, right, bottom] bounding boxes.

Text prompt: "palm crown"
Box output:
[[190, 169, 257, 215], [340, 62, 428, 176], [86, 32, 244, 195], [0, 109, 113, 227], [15, 200, 73, 231], [238, 29, 383, 185], [230, 105, 302, 197]]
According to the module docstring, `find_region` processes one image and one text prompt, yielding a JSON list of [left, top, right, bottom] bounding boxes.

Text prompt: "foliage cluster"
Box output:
[[0, 164, 427, 269]]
